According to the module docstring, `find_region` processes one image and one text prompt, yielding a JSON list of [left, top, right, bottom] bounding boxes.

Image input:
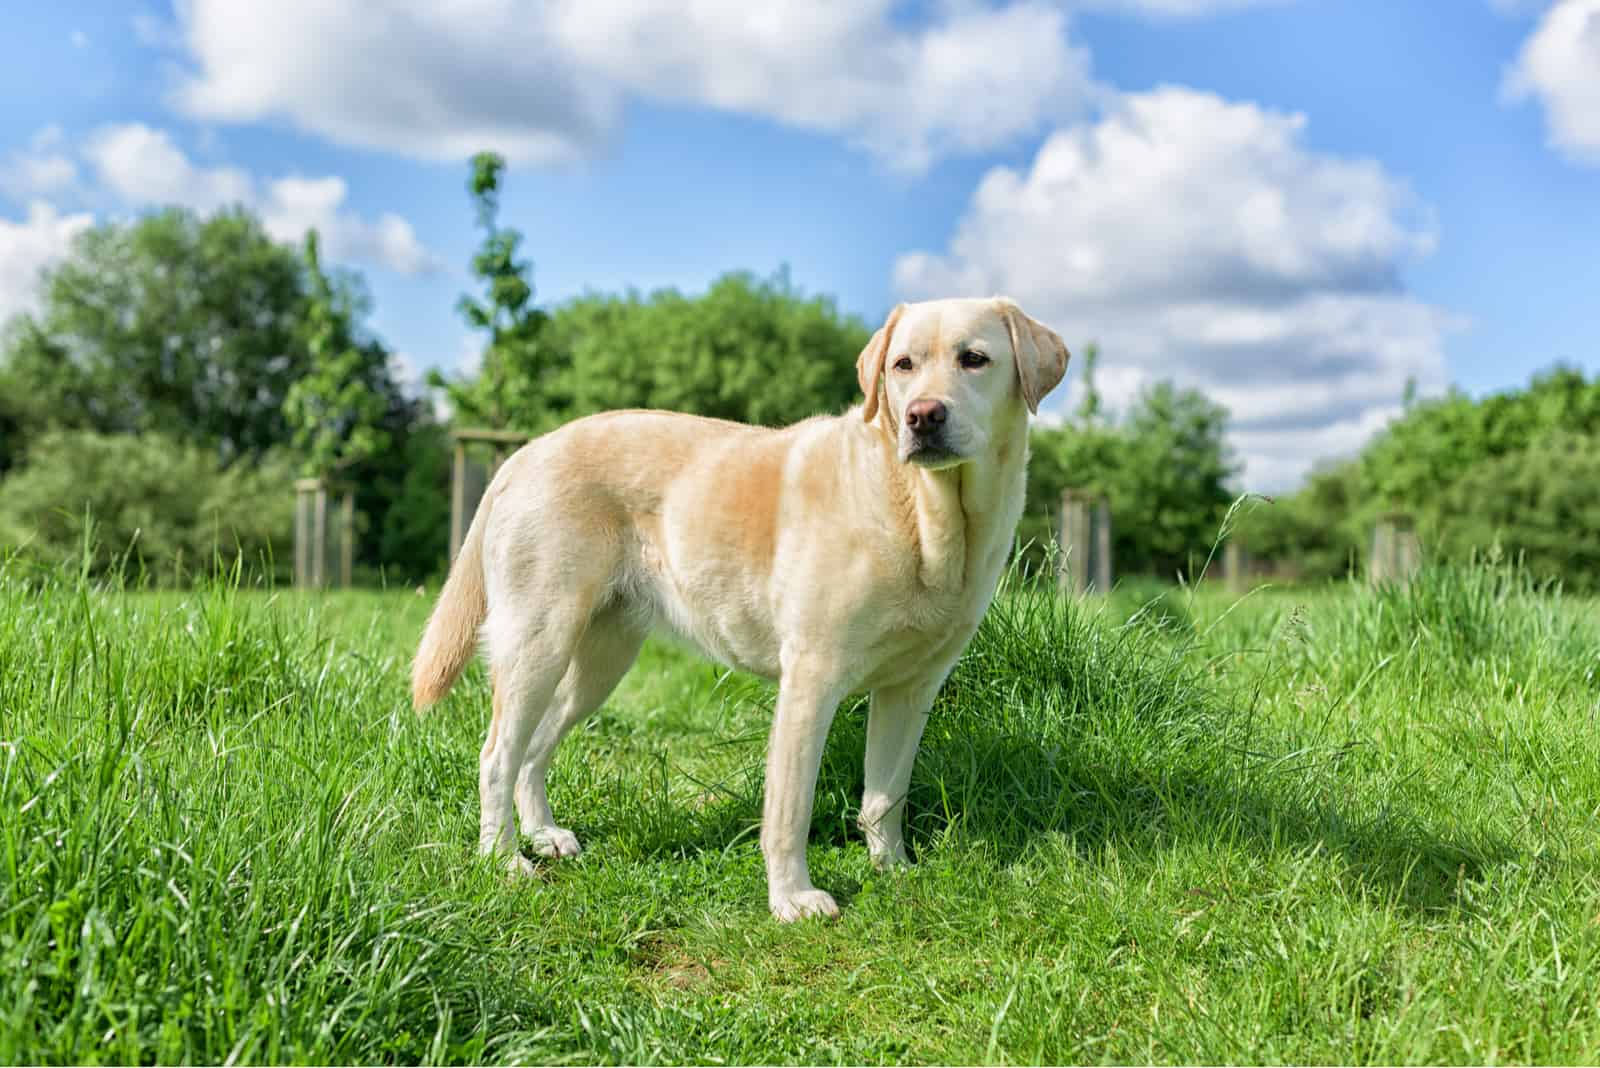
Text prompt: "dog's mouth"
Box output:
[[900, 439, 964, 468]]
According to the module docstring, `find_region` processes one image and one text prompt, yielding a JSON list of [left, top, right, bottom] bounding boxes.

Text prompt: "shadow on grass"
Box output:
[[573, 575, 1522, 915]]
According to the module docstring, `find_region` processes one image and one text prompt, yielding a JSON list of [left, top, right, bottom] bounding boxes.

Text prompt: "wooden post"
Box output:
[[1060, 492, 1087, 595], [450, 439, 467, 563], [311, 482, 328, 588], [1094, 498, 1112, 593], [448, 429, 532, 562], [1224, 540, 1247, 594], [295, 477, 357, 589], [1370, 511, 1420, 585], [339, 490, 355, 588], [293, 481, 311, 587], [1059, 490, 1112, 595]]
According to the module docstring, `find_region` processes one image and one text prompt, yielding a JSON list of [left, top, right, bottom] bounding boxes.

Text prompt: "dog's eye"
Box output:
[[959, 351, 990, 370], [893, 356, 914, 372]]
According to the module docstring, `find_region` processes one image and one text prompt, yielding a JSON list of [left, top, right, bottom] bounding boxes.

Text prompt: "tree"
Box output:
[[430, 152, 564, 430], [1111, 382, 1239, 578], [1358, 365, 1600, 513], [0, 205, 448, 583], [0, 208, 310, 463], [1232, 459, 1364, 581], [282, 231, 395, 475], [1240, 365, 1600, 586], [547, 270, 869, 426], [1432, 430, 1600, 590], [1019, 357, 1239, 581]]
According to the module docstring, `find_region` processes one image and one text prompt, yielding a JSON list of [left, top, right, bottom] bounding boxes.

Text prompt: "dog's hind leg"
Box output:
[[479, 601, 590, 876], [514, 605, 647, 859]]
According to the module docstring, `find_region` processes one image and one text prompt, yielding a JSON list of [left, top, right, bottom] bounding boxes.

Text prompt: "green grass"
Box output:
[[3, 558, 1600, 1064]]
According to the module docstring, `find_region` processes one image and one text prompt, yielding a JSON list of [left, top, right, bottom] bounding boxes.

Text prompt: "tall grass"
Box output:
[[2, 555, 1599, 1063]]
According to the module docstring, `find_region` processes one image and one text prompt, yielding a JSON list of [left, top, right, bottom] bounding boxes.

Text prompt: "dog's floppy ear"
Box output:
[[857, 303, 905, 423], [998, 298, 1070, 415]]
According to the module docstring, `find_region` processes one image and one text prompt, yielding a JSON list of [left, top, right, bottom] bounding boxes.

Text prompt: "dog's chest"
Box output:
[[866, 558, 1006, 686]]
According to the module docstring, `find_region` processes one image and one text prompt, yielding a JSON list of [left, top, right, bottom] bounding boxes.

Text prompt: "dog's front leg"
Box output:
[[860, 678, 940, 870], [762, 662, 847, 922]]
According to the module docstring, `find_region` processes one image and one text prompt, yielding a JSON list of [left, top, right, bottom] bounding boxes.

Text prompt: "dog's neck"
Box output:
[[876, 404, 1029, 594]]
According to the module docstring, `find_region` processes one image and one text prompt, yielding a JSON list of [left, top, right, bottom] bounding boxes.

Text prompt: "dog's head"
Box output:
[[856, 297, 1070, 467]]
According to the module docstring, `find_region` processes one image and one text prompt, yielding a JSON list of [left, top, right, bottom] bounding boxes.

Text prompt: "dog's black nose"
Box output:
[[905, 398, 947, 435]]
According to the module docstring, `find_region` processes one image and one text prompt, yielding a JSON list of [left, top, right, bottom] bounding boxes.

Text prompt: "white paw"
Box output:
[[770, 888, 840, 923], [529, 825, 583, 858], [505, 852, 538, 879], [871, 845, 912, 871]]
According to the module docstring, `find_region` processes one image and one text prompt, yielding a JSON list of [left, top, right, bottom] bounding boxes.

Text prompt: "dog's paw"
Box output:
[[529, 825, 583, 859], [870, 845, 912, 872], [505, 852, 539, 879], [770, 888, 840, 923]]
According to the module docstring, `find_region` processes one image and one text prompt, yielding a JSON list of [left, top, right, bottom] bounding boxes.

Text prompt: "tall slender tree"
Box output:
[[282, 231, 395, 475], [431, 152, 562, 429]]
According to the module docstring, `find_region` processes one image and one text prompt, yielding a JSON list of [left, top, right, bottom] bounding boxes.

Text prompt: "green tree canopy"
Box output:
[[1359, 365, 1600, 509], [0, 205, 448, 583], [548, 270, 870, 427], [1022, 354, 1240, 581], [1241, 364, 1600, 587], [0, 208, 310, 464], [282, 231, 396, 476]]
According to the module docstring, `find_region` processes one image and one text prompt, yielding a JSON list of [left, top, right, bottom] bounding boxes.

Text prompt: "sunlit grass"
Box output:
[[3, 556, 1599, 1063]]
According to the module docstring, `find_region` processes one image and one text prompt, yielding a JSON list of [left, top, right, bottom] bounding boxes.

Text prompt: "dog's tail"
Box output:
[[411, 488, 492, 712]]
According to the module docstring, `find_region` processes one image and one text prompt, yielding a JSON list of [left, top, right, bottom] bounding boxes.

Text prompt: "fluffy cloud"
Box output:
[[163, 0, 1094, 171], [0, 127, 80, 202], [260, 176, 436, 276], [80, 124, 436, 274], [0, 201, 94, 325], [1078, 0, 1287, 15], [893, 88, 1453, 490], [84, 123, 253, 212], [547, 0, 1091, 170], [1503, 0, 1600, 164]]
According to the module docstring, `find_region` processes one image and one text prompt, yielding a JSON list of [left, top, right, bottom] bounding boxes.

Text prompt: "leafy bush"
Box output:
[[0, 430, 294, 583], [1248, 366, 1600, 586], [1232, 463, 1365, 583], [1432, 431, 1600, 592], [549, 270, 870, 428], [1023, 375, 1238, 581]]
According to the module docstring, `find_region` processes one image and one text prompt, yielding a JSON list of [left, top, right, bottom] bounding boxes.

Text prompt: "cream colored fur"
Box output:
[[411, 297, 1069, 921]]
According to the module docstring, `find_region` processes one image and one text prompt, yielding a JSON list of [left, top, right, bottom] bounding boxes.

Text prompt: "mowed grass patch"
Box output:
[[2, 559, 1599, 1063]]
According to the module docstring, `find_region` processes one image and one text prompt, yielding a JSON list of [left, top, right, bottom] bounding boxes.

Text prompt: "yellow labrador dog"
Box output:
[[412, 297, 1068, 921]]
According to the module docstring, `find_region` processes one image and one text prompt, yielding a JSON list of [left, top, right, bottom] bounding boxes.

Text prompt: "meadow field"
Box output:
[[3, 560, 1599, 1064]]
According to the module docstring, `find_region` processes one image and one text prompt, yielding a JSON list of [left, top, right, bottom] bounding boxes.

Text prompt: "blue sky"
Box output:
[[2, 0, 1596, 489]]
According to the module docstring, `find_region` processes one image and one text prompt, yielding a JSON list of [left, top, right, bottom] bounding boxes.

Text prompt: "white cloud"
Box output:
[[548, 0, 1093, 171], [164, 0, 1095, 171], [1503, 0, 1600, 164], [70, 29, 90, 48], [261, 176, 435, 276], [85, 123, 253, 212], [1, 126, 81, 202], [167, 0, 617, 167], [0, 201, 94, 326], [1077, 0, 1287, 16], [79, 123, 436, 274], [893, 87, 1453, 491]]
